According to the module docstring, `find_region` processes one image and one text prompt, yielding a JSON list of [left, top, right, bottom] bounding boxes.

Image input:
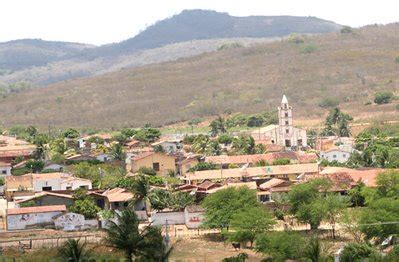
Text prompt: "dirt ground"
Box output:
[[170, 235, 263, 262]]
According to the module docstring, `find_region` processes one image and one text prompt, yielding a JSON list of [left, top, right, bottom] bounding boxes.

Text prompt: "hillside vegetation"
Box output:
[[0, 24, 398, 128], [0, 10, 340, 87]]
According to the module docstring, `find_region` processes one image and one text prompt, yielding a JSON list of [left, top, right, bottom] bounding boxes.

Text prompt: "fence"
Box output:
[[0, 234, 102, 250]]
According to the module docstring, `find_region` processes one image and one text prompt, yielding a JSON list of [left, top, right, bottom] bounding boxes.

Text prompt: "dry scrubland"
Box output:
[[0, 24, 398, 128]]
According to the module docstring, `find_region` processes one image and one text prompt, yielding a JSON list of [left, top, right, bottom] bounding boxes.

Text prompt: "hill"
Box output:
[[0, 10, 341, 88], [0, 24, 398, 129]]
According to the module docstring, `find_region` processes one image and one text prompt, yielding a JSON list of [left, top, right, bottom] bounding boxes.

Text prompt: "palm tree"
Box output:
[[58, 239, 91, 262], [110, 143, 126, 161], [103, 209, 164, 261], [303, 237, 333, 262], [130, 174, 151, 211]]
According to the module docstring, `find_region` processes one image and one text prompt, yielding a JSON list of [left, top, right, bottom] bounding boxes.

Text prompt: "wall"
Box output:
[[184, 209, 204, 229], [33, 178, 63, 192], [27, 195, 74, 207], [54, 212, 98, 231], [132, 153, 176, 175], [180, 159, 198, 176], [61, 179, 92, 190], [321, 150, 350, 163], [7, 211, 63, 230], [150, 211, 185, 226]]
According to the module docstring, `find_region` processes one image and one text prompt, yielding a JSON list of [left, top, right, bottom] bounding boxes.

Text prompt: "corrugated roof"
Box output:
[[7, 205, 66, 215]]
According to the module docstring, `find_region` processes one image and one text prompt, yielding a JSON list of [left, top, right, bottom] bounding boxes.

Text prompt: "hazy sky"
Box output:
[[1, 0, 398, 45]]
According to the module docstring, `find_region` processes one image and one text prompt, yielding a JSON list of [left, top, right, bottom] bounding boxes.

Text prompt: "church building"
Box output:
[[251, 95, 307, 148]]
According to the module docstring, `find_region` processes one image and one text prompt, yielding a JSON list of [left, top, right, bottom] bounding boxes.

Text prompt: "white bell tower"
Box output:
[[278, 95, 293, 147]]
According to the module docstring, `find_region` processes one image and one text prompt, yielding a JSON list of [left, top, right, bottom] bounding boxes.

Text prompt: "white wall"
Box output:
[[54, 212, 98, 231], [61, 179, 92, 190], [33, 178, 63, 191], [7, 211, 63, 230], [150, 211, 185, 226], [184, 209, 204, 229], [320, 150, 351, 163]]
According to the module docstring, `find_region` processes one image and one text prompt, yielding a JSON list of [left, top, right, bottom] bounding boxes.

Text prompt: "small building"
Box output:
[[131, 152, 176, 175], [320, 149, 352, 163], [250, 95, 307, 149], [43, 162, 67, 172], [6, 205, 66, 230], [0, 162, 11, 177], [0, 135, 36, 163], [16, 191, 74, 207], [91, 152, 113, 162], [258, 178, 292, 203], [151, 140, 182, 154], [178, 155, 200, 176]]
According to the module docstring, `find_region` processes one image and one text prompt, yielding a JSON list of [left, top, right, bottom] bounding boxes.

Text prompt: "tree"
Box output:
[[202, 187, 259, 230], [110, 143, 126, 161], [314, 194, 349, 239], [26, 159, 45, 173], [340, 243, 377, 262], [104, 210, 164, 261], [348, 181, 366, 207], [229, 207, 276, 247], [58, 239, 91, 262], [149, 189, 171, 211], [69, 197, 101, 219], [375, 169, 399, 198], [32, 133, 49, 160], [288, 179, 332, 229], [62, 128, 80, 139], [135, 126, 161, 143], [272, 158, 291, 166], [130, 175, 151, 212], [232, 135, 255, 155], [303, 237, 333, 262], [188, 162, 217, 172], [209, 116, 227, 136], [374, 91, 394, 104], [255, 231, 305, 261], [321, 108, 352, 137]]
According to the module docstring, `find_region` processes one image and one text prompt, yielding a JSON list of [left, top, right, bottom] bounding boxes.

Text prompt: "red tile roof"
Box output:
[[7, 205, 66, 215], [205, 152, 317, 165]]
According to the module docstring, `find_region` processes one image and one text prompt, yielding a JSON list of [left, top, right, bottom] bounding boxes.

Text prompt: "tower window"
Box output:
[[285, 112, 288, 117], [285, 121, 289, 125], [286, 129, 289, 134]]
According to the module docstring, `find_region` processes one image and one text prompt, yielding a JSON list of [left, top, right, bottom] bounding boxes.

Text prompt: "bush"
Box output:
[[340, 26, 353, 34], [272, 158, 291, 166], [20, 200, 36, 207], [340, 243, 377, 262], [395, 57, 399, 63], [217, 134, 233, 145], [255, 231, 305, 260], [137, 167, 157, 176], [69, 197, 101, 219], [319, 97, 340, 108], [188, 162, 217, 172], [374, 91, 394, 104], [300, 44, 317, 54]]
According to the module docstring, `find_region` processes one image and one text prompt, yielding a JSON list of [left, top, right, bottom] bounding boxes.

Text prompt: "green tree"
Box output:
[[103, 209, 164, 261], [62, 128, 80, 139], [135, 126, 161, 143], [303, 237, 333, 262], [149, 189, 171, 211], [69, 197, 101, 219], [202, 187, 258, 230], [255, 231, 305, 261], [58, 239, 91, 262], [232, 135, 255, 155], [26, 159, 45, 173], [348, 181, 366, 207], [229, 206, 276, 247], [188, 162, 217, 172], [374, 91, 394, 104], [110, 143, 126, 161], [272, 158, 291, 165], [340, 243, 377, 262], [321, 108, 352, 137], [209, 115, 227, 136]]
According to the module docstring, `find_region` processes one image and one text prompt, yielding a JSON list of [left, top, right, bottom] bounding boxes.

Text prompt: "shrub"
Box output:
[[374, 91, 394, 104], [0, 177, 3, 186], [272, 158, 291, 166], [319, 97, 340, 108], [255, 231, 305, 260], [20, 200, 36, 207], [300, 44, 317, 54], [188, 118, 204, 125], [137, 167, 157, 176], [188, 162, 217, 172], [340, 243, 376, 262], [217, 134, 233, 145], [395, 57, 399, 63], [288, 33, 304, 44], [340, 26, 353, 34]]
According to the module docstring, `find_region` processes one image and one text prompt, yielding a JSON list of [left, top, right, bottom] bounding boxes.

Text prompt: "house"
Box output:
[[185, 163, 319, 183], [131, 152, 176, 175], [66, 154, 96, 162], [320, 167, 386, 188], [91, 152, 113, 162], [178, 154, 200, 176], [205, 151, 317, 168], [5, 173, 92, 199], [0, 162, 11, 177], [0, 135, 36, 163], [15, 191, 74, 207], [258, 178, 292, 203], [90, 188, 147, 220], [43, 162, 67, 172], [150, 205, 205, 229], [151, 139, 182, 154], [77, 134, 112, 149], [6, 205, 66, 230], [251, 95, 307, 148], [320, 149, 352, 163]]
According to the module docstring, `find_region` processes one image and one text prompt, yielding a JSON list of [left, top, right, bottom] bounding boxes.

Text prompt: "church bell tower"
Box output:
[[278, 95, 293, 147]]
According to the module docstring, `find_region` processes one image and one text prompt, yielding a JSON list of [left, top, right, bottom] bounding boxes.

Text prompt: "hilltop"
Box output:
[[0, 23, 398, 129], [0, 10, 341, 87]]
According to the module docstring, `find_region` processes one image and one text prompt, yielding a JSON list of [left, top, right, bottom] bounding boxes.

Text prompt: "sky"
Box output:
[[1, 0, 398, 45]]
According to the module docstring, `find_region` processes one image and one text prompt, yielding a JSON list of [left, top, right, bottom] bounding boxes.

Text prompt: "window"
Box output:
[[114, 202, 120, 207], [1, 170, 6, 175], [271, 140, 275, 144], [42, 186, 52, 191], [285, 121, 289, 125], [297, 139, 303, 146], [285, 112, 288, 117], [66, 186, 72, 190], [259, 195, 270, 202], [80, 185, 88, 189], [285, 140, 291, 147], [153, 162, 160, 171], [333, 155, 337, 158], [286, 129, 289, 134], [343, 154, 346, 157]]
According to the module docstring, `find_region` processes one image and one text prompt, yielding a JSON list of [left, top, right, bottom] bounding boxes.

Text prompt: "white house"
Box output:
[[320, 149, 352, 163], [6, 205, 66, 230], [151, 140, 182, 153], [54, 212, 98, 231], [251, 95, 307, 148], [92, 152, 113, 162], [0, 162, 11, 177], [60, 177, 92, 190]]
